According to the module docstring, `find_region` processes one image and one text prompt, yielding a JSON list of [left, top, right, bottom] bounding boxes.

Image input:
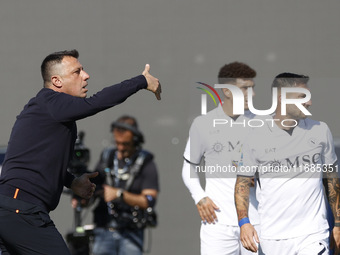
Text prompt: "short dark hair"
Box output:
[[218, 62, 256, 84], [41, 49, 79, 84], [271, 72, 309, 88]]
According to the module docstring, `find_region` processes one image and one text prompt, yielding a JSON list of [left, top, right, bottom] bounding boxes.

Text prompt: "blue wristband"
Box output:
[[238, 217, 250, 227]]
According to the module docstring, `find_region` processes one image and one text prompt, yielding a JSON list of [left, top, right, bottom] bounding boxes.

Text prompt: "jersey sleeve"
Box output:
[[141, 160, 159, 191], [183, 118, 205, 165], [182, 118, 207, 204], [181, 159, 207, 204]]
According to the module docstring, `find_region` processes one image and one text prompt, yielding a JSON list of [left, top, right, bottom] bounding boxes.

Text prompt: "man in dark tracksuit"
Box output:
[[0, 49, 161, 255]]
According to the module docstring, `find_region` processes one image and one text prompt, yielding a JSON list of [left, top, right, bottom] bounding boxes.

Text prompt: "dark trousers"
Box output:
[[0, 195, 71, 255]]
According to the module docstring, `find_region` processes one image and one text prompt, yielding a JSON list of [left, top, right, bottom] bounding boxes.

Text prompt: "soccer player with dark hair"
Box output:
[[235, 73, 339, 254], [182, 62, 261, 254]]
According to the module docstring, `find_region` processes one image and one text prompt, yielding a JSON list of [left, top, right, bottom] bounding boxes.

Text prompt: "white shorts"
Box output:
[[260, 229, 329, 255], [200, 222, 262, 255]]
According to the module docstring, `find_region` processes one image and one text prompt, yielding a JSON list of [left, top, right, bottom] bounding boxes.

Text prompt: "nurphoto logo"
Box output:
[[196, 83, 312, 128]]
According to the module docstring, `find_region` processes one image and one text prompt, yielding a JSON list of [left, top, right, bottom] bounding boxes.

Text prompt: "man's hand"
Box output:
[[240, 223, 259, 253], [196, 197, 220, 224], [102, 184, 119, 202], [331, 226, 340, 254], [142, 64, 161, 100], [70, 172, 98, 199]]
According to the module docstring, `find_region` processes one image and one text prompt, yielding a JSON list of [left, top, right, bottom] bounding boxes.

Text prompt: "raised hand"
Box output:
[[142, 64, 162, 100]]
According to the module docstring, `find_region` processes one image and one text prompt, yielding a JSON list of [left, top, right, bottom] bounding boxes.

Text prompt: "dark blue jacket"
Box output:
[[0, 75, 147, 212]]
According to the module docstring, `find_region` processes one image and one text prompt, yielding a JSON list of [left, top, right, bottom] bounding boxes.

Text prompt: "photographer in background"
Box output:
[[92, 115, 159, 255]]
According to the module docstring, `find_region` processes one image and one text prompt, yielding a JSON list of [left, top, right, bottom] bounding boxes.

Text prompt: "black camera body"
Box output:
[[68, 131, 90, 176], [108, 202, 157, 229]]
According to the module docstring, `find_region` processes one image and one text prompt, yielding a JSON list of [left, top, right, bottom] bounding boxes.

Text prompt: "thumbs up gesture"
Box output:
[[142, 64, 162, 100]]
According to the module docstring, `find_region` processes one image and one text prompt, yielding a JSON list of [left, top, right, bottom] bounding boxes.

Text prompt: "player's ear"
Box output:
[[51, 75, 62, 88], [277, 90, 282, 104], [222, 88, 231, 98]]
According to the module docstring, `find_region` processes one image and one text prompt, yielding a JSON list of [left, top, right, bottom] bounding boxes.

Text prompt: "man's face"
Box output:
[[58, 56, 90, 98], [233, 78, 255, 111], [284, 83, 312, 120], [113, 129, 136, 159]]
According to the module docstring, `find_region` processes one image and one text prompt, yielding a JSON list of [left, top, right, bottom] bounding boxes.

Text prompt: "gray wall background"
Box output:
[[1, 1, 340, 254]]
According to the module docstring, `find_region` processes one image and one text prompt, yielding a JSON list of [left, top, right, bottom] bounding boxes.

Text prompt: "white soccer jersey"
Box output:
[[183, 104, 259, 225], [239, 116, 337, 239]]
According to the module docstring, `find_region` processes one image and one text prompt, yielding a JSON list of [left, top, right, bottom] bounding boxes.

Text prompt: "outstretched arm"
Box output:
[[235, 175, 259, 252], [324, 164, 340, 253], [48, 65, 161, 122]]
